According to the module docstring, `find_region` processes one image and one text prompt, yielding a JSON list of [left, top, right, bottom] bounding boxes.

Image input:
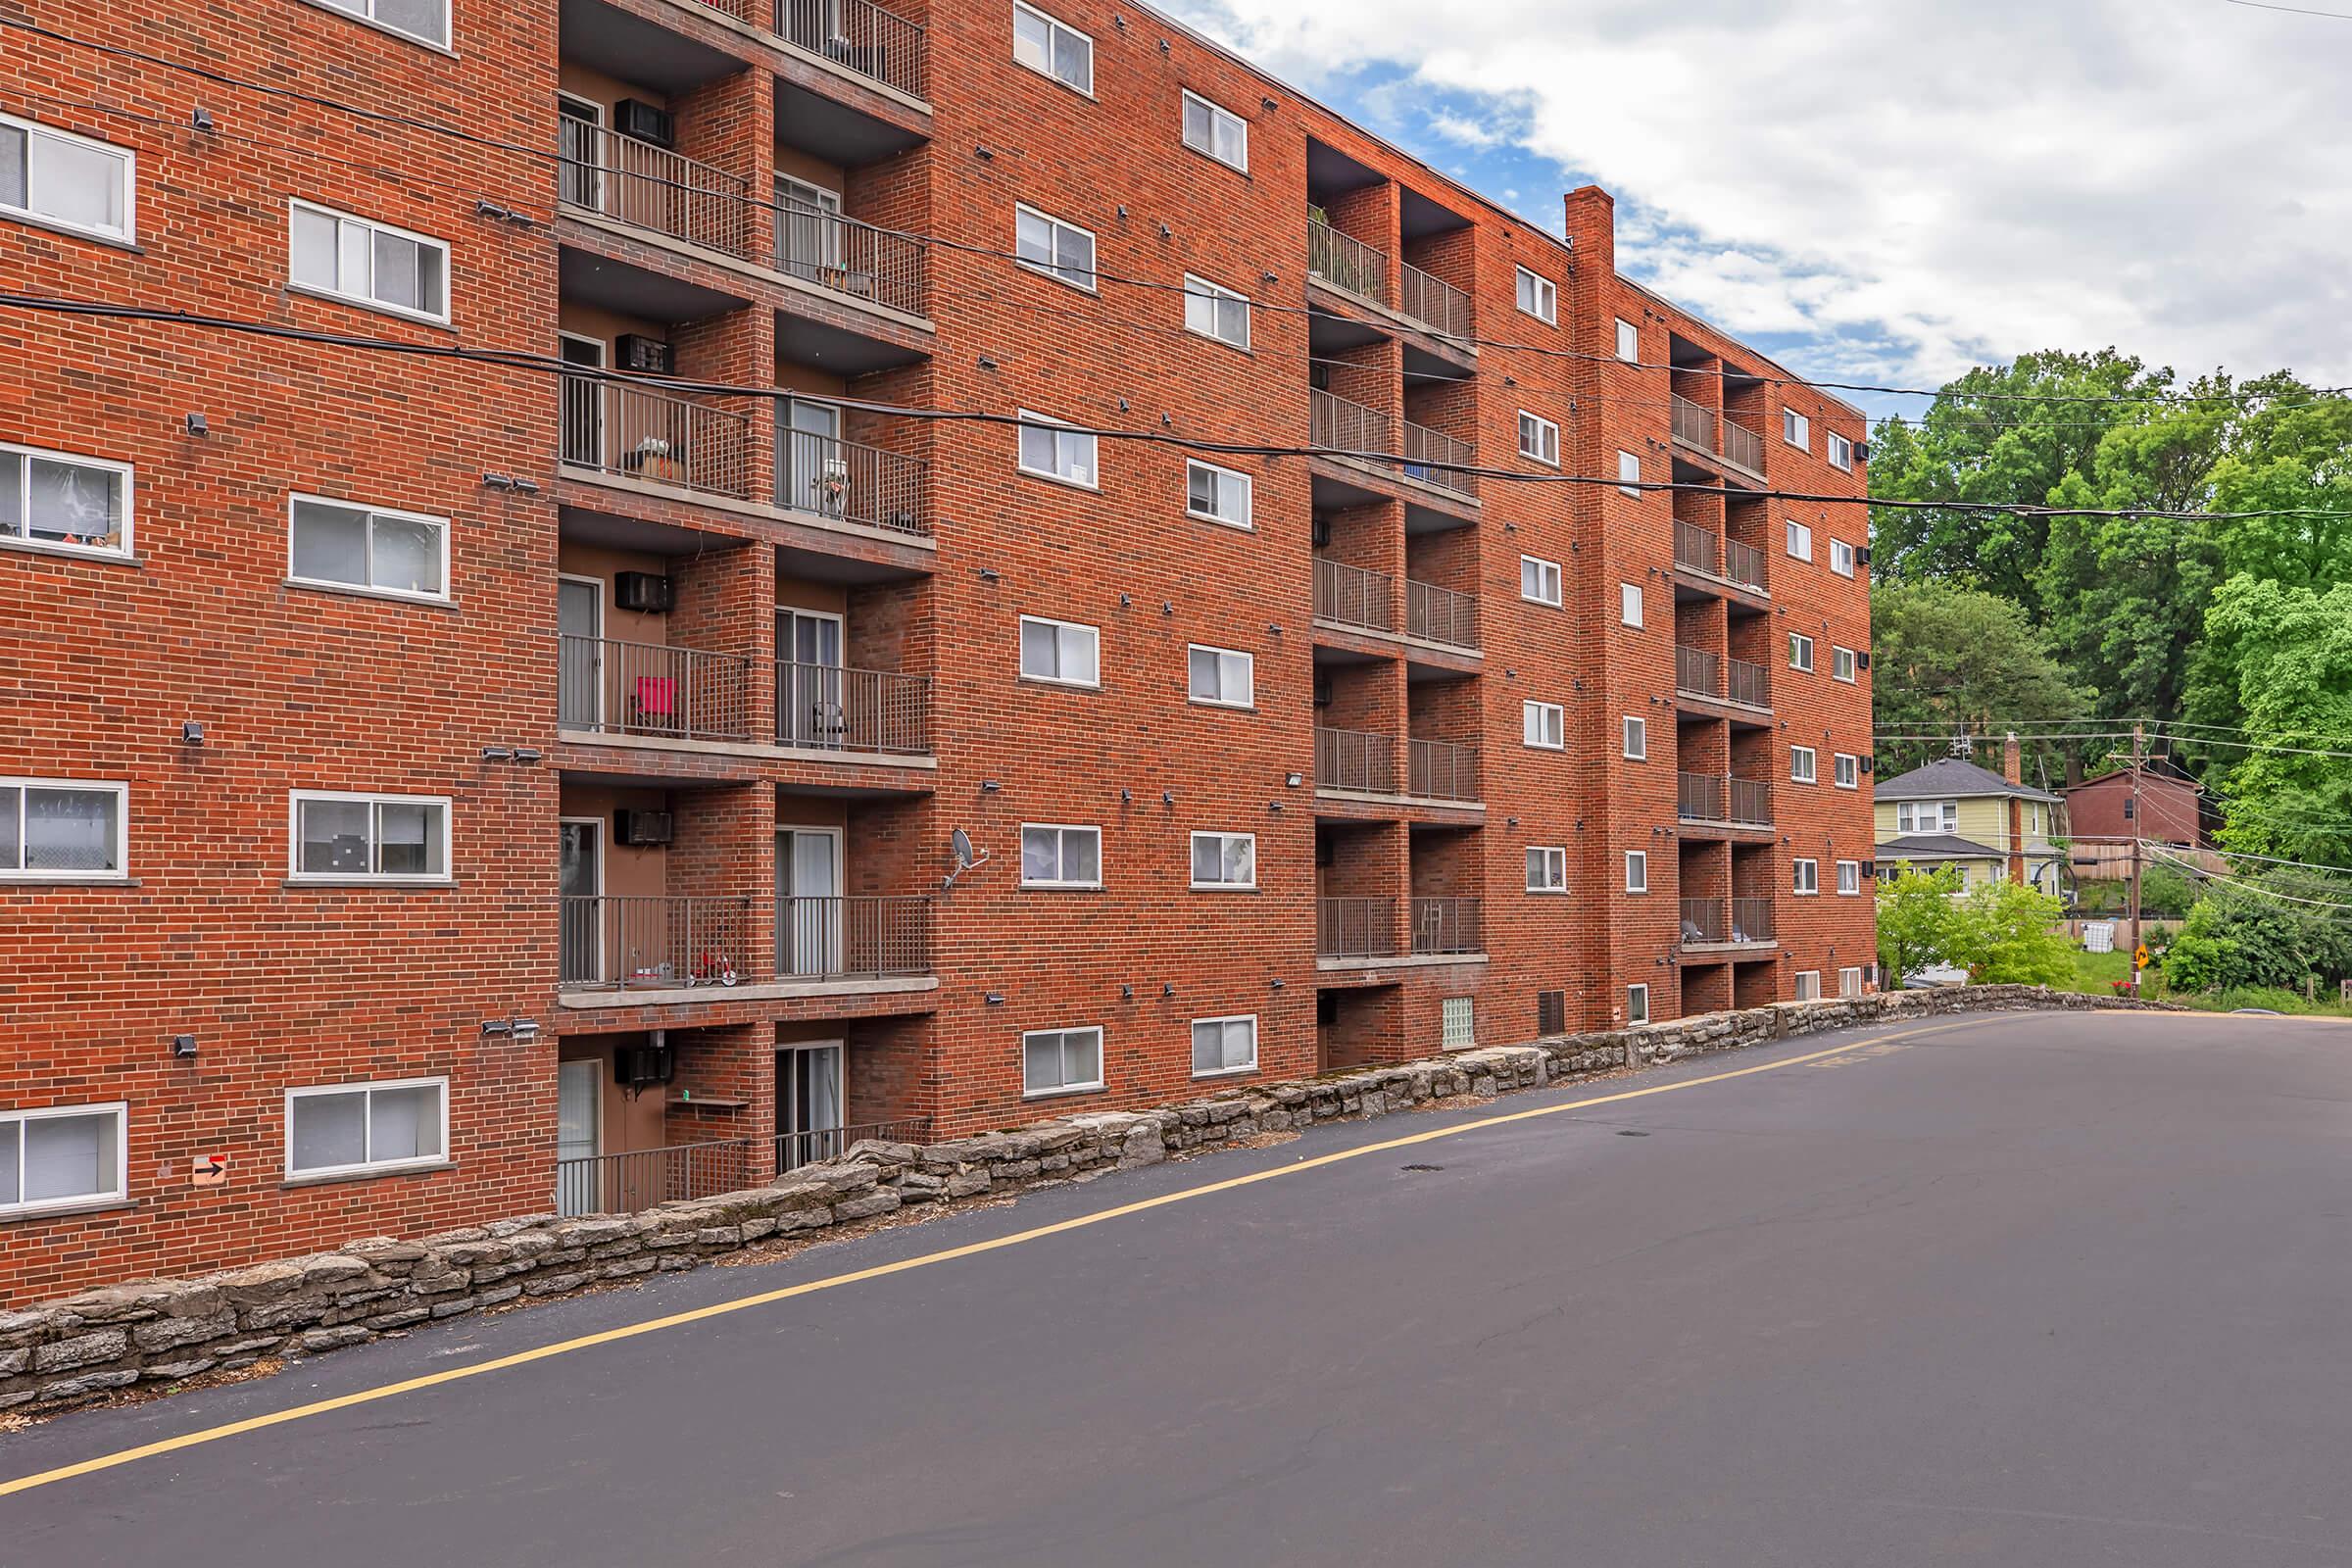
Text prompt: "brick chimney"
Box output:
[[2002, 731, 2022, 786]]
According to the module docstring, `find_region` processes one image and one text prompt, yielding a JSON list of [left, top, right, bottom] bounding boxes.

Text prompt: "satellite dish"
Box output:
[[943, 828, 992, 889]]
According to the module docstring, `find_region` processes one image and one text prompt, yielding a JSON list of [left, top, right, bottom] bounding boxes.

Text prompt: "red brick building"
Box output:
[[0, 0, 1874, 1301]]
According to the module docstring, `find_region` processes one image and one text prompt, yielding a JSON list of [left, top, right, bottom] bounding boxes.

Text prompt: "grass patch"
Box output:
[[2063, 948, 2351, 1015]]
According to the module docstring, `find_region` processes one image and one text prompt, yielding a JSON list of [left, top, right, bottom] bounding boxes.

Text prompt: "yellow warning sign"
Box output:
[[2133, 944, 2152, 970]]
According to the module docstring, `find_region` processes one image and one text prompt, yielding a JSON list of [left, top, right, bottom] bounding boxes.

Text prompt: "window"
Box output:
[[1523, 700, 1565, 750], [1187, 645, 1253, 708], [1526, 846, 1567, 892], [1827, 539, 1855, 578], [291, 791, 451, 882], [1785, 518, 1813, 561], [1182, 274, 1250, 349], [1894, 800, 1959, 835], [1441, 997, 1476, 1050], [1625, 850, 1648, 894], [1013, 204, 1097, 291], [1020, 823, 1102, 888], [1617, 450, 1642, 497], [0, 1102, 126, 1215], [1793, 970, 1821, 1002], [289, 201, 449, 322], [1782, 408, 1810, 450], [1181, 91, 1248, 172], [1832, 645, 1857, 682], [1517, 412, 1559, 466], [1622, 714, 1646, 760], [1834, 753, 1859, 790], [1839, 965, 1864, 998], [1792, 858, 1819, 896], [1838, 859, 1862, 896], [1521, 555, 1562, 607], [1015, 411, 1099, 487], [1788, 633, 1814, 672], [1018, 614, 1101, 686], [288, 495, 448, 601], [306, 0, 450, 48], [1191, 1014, 1257, 1077], [0, 779, 127, 879], [1626, 983, 1649, 1025], [1, 114, 133, 242], [1186, 460, 1252, 527], [286, 1078, 446, 1179], [1023, 1025, 1104, 1096], [1011, 1, 1093, 92], [0, 441, 131, 558], [1620, 583, 1643, 627], [1515, 268, 1557, 323], [1829, 432, 1854, 471], [1538, 990, 1566, 1035], [1790, 746, 1817, 784], [1614, 318, 1639, 361], [1190, 831, 1256, 889]]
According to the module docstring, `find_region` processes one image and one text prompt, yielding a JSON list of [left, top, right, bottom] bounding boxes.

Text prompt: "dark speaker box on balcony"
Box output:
[[614, 334, 674, 375], [613, 571, 674, 612], [614, 1043, 675, 1091], [614, 809, 674, 847], [613, 99, 675, 149]]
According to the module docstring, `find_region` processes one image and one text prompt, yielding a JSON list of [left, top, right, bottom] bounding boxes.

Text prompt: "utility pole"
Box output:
[[2127, 723, 2145, 998]]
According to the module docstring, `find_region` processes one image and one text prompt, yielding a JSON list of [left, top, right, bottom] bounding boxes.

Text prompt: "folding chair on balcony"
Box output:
[[630, 674, 681, 735]]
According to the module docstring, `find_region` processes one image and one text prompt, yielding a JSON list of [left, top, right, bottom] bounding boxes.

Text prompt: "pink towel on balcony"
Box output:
[[635, 675, 676, 715]]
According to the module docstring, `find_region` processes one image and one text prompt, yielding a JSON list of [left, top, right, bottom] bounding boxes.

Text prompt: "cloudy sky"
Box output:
[[1163, 0, 2352, 420]]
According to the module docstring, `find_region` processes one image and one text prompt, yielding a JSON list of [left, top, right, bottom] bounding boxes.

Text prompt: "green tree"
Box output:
[[1876, 864, 1965, 980], [1945, 880, 2077, 986], [1869, 583, 2091, 776], [2162, 871, 2352, 994], [2194, 578, 2352, 866]]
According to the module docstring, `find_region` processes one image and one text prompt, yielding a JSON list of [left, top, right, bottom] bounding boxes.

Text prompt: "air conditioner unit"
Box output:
[[1312, 677, 1333, 710], [1861, 755, 1876, 774], [1855, 546, 1874, 567], [613, 99, 675, 149], [1856, 650, 1872, 670], [614, 808, 675, 847], [614, 1042, 675, 1091], [1852, 441, 1871, 464], [1862, 860, 1877, 877], [613, 571, 674, 612], [614, 334, 674, 376], [1310, 517, 1332, 549]]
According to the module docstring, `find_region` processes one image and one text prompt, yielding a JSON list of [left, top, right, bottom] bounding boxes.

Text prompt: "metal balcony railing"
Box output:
[[776, 0, 928, 100], [1725, 536, 1769, 592], [560, 635, 757, 742], [1317, 896, 1396, 959], [1726, 656, 1770, 710], [1314, 725, 1396, 794], [1677, 770, 1725, 825], [1720, 416, 1766, 474], [1407, 737, 1480, 803], [1671, 392, 1716, 453], [776, 427, 931, 537], [1401, 418, 1478, 499], [1398, 260, 1471, 338], [558, 122, 755, 260], [1731, 897, 1775, 943], [1680, 898, 1728, 944], [775, 894, 933, 981], [1674, 518, 1723, 578], [558, 894, 932, 992], [1728, 776, 1773, 827], [776, 662, 932, 755], [1669, 392, 1766, 476], [1411, 897, 1483, 956], [1675, 645, 1722, 702], [561, 375, 758, 501], [552, 1116, 932, 1217], [773, 198, 927, 318], [1313, 556, 1396, 633], [1306, 217, 1389, 305], [1311, 387, 1392, 459], [1404, 579, 1478, 650]]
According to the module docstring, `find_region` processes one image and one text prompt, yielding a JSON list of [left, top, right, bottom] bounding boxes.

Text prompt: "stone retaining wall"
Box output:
[[0, 986, 2174, 1413]]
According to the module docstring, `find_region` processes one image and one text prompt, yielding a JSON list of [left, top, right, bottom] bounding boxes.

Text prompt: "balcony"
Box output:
[[776, 0, 928, 100], [553, 1115, 932, 1216], [1313, 558, 1478, 652], [1672, 520, 1769, 594], [1407, 737, 1480, 802], [772, 199, 928, 318], [1307, 217, 1388, 305], [1676, 771, 1774, 830], [1669, 393, 1766, 477], [1313, 728, 1481, 805], [558, 635, 932, 755], [559, 122, 757, 262], [1311, 386, 1391, 458], [1674, 646, 1771, 710], [1317, 896, 1396, 959], [1401, 418, 1478, 500], [1681, 897, 1776, 948], [1398, 261, 1472, 339], [558, 893, 932, 993], [776, 426, 930, 536], [1410, 897, 1483, 956]]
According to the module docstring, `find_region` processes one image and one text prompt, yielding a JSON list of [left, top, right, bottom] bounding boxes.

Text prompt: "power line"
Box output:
[[2220, 0, 2352, 19]]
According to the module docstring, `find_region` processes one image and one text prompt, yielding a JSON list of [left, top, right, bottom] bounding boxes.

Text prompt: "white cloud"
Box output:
[[1167, 0, 2352, 393]]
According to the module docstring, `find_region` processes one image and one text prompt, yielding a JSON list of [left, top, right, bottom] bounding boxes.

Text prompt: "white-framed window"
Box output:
[[1523, 700, 1565, 750], [1788, 632, 1815, 672], [1617, 450, 1642, 497], [1829, 431, 1854, 472], [1187, 644, 1253, 708], [1181, 91, 1248, 172], [0, 441, 132, 559], [1622, 714, 1646, 760], [0, 778, 127, 880], [1626, 983, 1650, 1025], [1189, 830, 1256, 889], [1838, 859, 1862, 895], [1526, 845, 1567, 892], [1894, 800, 1959, 835], [1840, 965, 1865, 999], [1833, 645, 1857, 682], [1, 114, 133, 243], [1521, 555, 1563, 607], [1834, 753, 1860, 790], [1614, 318, 1639, 361], [1441, 996, 1476, 1050], [1015, 410, 1099, 488], [1782, 408, 1810, 450], [1023, 1025, 1104, 1097], [1624, 850, 1648, 893], [285, 1077, 447, 1179], [1017, 613, 1101, 687], [1792, 858, 1820, 896], [1620, 582, 1643, 627], [288, 200, 449, 323], [1186, 460, 1251, 527], [1785, 518, 1813, 561], [290, 791, 451, 882], [0, 1102, 127, 1215], [1191, 1014, 1257, 1077], [1517, 411, 1560, 466], [305, 0, 451, 49], [287, 494, 448, 602], [1182, 274, 1250, 350], [1830, 538, 1855, 577], [1020, 822, 1102, 888], [1793, 970, 1821, 1002], [1013, 204, 1097, 291], [1790, 746, 1817, 784], [1011, 0, 1093, 93], [1515, 267, 1556, 323]]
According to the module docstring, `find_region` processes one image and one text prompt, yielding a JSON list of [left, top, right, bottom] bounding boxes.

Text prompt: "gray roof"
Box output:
[[1875, 833, 2005, 860], [1874, 757, 2060, 804]]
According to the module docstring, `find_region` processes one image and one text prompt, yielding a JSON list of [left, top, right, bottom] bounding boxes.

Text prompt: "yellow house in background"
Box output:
[[1873, 747, 2063, 895]]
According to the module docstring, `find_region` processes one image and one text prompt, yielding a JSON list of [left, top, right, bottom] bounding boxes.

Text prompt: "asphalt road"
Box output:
[[6, 1008, 2352, 1567]]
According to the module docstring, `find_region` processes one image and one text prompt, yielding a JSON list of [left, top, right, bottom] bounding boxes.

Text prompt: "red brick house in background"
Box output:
[[0, 0, 1873, 1302], [2061, 761, 2211, 851]]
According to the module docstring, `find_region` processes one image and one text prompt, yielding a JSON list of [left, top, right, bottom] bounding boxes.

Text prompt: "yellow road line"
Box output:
[[0, 1015, 1996, 1498]]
